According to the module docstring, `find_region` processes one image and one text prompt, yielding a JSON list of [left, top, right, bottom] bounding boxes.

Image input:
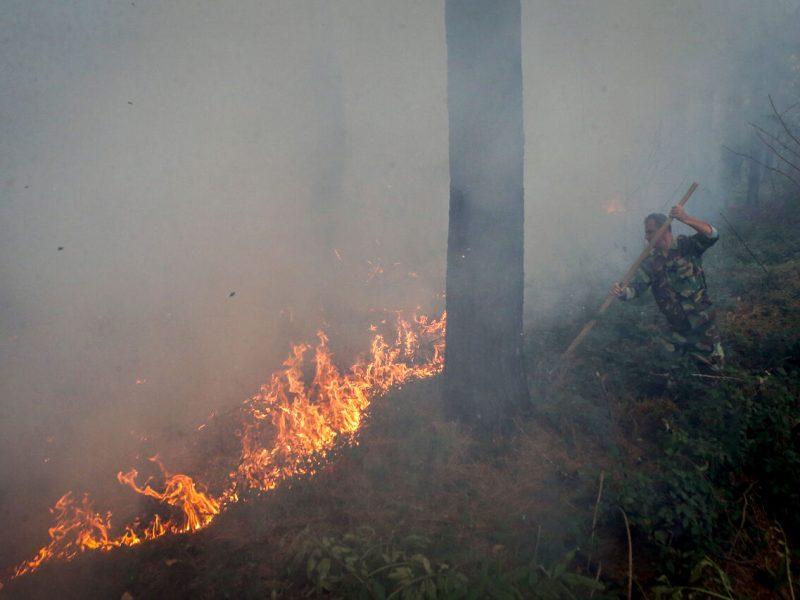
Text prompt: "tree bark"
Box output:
[[443, 0, 529, 432]]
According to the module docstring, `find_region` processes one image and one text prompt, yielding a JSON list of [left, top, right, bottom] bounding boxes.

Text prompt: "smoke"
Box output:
[[0, 0, 797, 568], [522, 0, 799, 316]]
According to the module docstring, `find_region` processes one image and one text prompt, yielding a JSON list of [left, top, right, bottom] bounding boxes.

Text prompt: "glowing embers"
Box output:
[[8, 311, 445, 583]]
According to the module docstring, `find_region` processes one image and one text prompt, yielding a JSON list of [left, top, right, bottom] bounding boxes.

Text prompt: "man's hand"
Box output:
[[669, 205, 687, 222], [611, 282, 627, 299], [670, 205, 714, 236]]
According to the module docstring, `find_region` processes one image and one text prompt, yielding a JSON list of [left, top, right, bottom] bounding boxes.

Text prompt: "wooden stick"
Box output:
[[778, 523, 796, 600], [561, 182, 698, 359], [689, 373, 745, 382], [589, 563, 602, 599], [619, 507, 634, 600], [586, 470, 605, 570]]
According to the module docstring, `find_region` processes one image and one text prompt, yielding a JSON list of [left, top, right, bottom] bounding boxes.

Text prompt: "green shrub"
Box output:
[[616, 366, 800, 577], [288, 527, 606, 599]]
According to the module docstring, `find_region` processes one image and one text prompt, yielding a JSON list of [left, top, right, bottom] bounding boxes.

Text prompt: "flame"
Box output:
[[234, 314, 444, 493], [117, 458, 221, 532], [12, 467, 221, 578], [366, 260, 385, 280], [602, 196, 625, 214], [7, 311, 445, 583]]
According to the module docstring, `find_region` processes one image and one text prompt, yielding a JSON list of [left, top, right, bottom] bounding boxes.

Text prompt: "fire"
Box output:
[[234, 314, 444, 493], [602, 196, 625, 214], [117, 459, 221, 532], [12, 467, 222, 578], [6, 311, 445, 583], [366, 260, 385, 280]]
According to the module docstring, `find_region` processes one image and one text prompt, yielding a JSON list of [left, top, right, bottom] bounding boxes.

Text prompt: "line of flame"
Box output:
[[6, 312, 445, 583]]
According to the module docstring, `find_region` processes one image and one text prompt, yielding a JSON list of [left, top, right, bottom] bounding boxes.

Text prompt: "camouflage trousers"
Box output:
[[657, 320, 725, 371]]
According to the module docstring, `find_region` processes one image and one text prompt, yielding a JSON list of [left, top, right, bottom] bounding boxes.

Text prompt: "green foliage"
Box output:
[[615, 365, 800, 583], [289, 527, 467, 599], [619, 364, 800, 571], [288, 528, 606, 599], [651, 557, 736, 599]]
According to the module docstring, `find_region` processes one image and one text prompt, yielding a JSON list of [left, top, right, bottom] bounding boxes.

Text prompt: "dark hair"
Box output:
[[644, 212, 670, 230]]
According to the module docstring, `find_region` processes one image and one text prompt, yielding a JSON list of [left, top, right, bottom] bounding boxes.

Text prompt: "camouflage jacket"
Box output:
[[622, 229, 719, 334]]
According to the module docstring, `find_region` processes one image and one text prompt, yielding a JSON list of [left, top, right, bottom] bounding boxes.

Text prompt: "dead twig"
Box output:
[[723, 145, 800, 189], [590, 562, 603, 599], [619, 507, 633, 600], [586, 470, 606, 570], [754, 130, 800, 175], [718, 210, 770, 276], [727, 481, 757, 558], [749, 121, 800, 162], [770, 94, 800, 149], [779, 99, 800, 117], [777, 523, 796, 600], [689, 373, 746, 382]]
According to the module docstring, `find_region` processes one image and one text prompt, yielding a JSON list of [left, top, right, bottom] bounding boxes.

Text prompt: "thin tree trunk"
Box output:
[[746, 138, 766, 206], [443, 0, 529, 432]]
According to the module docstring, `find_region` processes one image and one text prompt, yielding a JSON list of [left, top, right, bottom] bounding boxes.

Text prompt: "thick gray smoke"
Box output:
[[1, 0, 797, 566], [522, 0, 799, 315]]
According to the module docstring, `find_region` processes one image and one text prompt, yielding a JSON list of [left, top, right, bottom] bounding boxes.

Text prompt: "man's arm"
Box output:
[[670, 204, 719, 255], [670, 205, 715, 237]]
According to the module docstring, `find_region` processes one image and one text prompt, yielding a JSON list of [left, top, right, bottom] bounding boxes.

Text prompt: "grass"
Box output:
[[5, 194, 800, 599]]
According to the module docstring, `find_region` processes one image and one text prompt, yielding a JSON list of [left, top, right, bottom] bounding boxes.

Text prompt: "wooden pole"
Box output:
[[561, 182, 698, 360]]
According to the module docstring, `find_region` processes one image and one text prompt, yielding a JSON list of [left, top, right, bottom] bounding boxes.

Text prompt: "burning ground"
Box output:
[[3, 197, 800, 598], [1, 312, 445, 593]]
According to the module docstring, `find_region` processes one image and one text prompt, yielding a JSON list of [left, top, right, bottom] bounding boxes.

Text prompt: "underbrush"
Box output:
[[288, 527, 603, 599], [525, 196, 800, 597], [8, 198, 800, 599], [263, 377, 617, 598]]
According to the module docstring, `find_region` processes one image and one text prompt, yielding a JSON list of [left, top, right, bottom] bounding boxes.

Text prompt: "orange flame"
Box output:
[[117, 458, 221, 532], [234, 314, 444, 493], [602, 196, 625, 214], [7, 311, 445, 583], [12, 466, 221, 578]]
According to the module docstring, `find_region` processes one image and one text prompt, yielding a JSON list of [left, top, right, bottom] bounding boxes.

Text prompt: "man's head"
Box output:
[[644, 213, 673, 253]]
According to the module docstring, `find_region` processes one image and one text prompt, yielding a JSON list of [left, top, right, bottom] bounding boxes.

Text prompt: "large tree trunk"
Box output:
[[443, 0, 529, 431]]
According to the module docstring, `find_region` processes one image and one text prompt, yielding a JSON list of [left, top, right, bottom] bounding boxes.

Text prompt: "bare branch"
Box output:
[[749, 121, 800, 161], [718, 210, 770, 276], [754, 130, 800, 175], [769, 94, 800, 148], [723, 144, 800, 189], [619, 508, 634, 600], [780, 99, 800, 118]]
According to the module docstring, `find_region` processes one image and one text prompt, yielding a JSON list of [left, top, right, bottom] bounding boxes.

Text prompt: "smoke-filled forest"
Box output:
[[1, 1, 799, 598]]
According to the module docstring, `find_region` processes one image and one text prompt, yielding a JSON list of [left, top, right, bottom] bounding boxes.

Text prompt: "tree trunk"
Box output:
[[443, 0, 529, 432], [746, 137, 767, 206]]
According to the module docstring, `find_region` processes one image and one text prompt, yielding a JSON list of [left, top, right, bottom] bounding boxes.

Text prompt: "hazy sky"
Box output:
[[1, 0, 798, 564]]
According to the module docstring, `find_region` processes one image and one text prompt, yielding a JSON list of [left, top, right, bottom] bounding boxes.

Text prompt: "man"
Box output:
[[611, 205, 724, 370]]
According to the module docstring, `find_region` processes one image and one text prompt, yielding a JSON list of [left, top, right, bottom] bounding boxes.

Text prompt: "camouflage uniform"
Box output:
[[621, 229, 724, 370]]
